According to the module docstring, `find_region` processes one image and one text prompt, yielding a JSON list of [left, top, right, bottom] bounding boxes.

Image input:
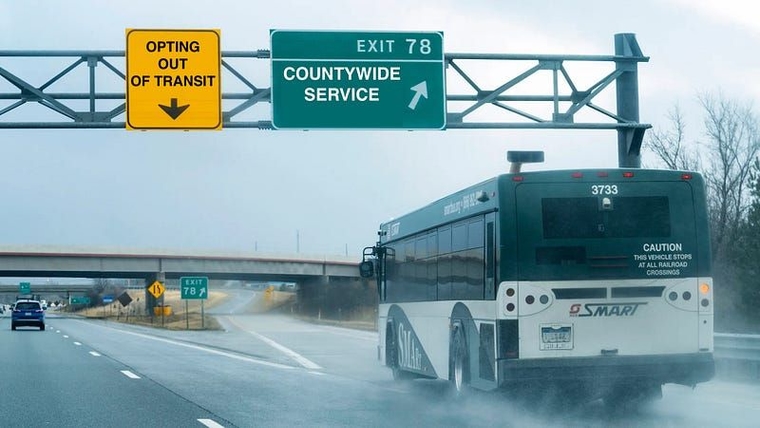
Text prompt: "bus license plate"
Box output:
[[540, 325, 573, 350]]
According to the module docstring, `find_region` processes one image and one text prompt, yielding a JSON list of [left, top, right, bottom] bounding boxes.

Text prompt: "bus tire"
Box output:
[[450, 325, 469, 397]]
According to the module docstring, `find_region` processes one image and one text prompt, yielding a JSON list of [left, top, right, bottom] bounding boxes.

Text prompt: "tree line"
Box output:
[[645, 93, 760, 332]]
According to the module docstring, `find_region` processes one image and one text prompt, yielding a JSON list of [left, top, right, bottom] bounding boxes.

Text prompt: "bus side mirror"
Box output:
[[359, 260, 375, 278]]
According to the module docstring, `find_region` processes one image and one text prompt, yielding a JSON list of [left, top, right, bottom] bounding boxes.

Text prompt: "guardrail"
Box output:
[[714, 332, 760, 381]]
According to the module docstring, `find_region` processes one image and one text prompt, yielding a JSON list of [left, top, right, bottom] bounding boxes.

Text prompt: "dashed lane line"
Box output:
[[198, 419, 225, 428], [120, 370, 140, 379]]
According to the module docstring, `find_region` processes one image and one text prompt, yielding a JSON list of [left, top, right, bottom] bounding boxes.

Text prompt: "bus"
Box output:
[[360, 152, 714, 404]]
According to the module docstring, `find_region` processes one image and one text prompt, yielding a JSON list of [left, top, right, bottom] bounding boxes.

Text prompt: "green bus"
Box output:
[[361, 152, 714, 404]]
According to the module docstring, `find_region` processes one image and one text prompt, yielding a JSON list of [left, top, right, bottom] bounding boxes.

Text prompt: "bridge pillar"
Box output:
[[145, 272, 165, 316]]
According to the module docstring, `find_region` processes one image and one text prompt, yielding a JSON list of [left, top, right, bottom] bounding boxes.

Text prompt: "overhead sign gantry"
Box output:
[[0, 33, 650, 167], [125, 29, 222, 130]]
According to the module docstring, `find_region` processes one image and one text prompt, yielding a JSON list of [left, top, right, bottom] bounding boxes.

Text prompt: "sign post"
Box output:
[[126, 29, 222, 130], [147, 280, 166, 326], [19, 282, 31, 295], [270, 30, 445, 129], [180, 276, 209, 329]]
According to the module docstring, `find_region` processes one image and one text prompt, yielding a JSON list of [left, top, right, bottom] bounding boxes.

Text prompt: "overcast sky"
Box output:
[[0, 0, 757, 258]]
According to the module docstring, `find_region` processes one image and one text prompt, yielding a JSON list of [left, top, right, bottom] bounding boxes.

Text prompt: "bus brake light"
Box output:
[[682, 173, 693, 180], [512, 176, 524, 182], [597, 171, 609, 177], [571, 172, 583, 178], [622, 172, 635, 178]]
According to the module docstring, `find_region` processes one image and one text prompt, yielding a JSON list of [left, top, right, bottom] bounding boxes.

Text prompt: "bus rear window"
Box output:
[[542, 196, 671, 239]]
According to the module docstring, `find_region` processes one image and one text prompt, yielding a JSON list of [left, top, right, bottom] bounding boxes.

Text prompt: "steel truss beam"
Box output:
[[0, 34, 650, 166]]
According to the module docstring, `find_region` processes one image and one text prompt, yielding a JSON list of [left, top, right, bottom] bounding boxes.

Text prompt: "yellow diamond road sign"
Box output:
[[126, 29, 222, 130], [148, 280, 165, 299]]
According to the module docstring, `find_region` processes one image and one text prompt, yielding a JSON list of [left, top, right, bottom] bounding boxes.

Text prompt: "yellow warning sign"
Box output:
[[126, 29, 221, 130], [148, 280, 165, 299]]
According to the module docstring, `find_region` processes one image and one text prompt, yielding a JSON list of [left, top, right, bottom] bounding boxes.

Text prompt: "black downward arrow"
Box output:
[[158, 98, 190, 120]]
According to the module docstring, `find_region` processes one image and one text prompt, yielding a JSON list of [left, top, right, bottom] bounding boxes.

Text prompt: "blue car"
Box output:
[[11, 300, 45, 331]]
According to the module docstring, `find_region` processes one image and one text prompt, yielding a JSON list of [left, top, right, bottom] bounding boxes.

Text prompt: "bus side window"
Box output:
[[485, 213, 495, 300], [438, 226, 452, 300]]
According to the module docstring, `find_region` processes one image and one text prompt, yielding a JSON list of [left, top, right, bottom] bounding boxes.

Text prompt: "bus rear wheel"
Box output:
[[450, 326, 469, 397]]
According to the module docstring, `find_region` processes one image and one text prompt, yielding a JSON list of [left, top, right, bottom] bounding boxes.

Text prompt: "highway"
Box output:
[[1, 294, 760, 427]]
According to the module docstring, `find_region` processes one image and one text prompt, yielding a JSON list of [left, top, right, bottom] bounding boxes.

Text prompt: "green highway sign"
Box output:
[[70, 296, 91, 305], [19, 282, 31, 294], [180, 276, 208, 300], [270, 30, 446, 130]]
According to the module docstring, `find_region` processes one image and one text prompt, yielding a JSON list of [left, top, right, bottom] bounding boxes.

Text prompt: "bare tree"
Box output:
[[645, 94, 759, 259], [699, 93, 760, 258], [646, 104, 701, 171]]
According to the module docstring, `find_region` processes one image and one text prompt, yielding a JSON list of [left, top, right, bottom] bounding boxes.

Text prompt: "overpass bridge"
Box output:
[[0, 246, 360, 282], [0, 246, 366, 308]]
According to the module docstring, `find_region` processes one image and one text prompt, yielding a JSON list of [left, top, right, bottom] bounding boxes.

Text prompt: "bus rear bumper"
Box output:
[[498, 352, 714, 388]]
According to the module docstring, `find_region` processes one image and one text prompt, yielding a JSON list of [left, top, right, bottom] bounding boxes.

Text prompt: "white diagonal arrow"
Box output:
[[408, 81, 428, 110]]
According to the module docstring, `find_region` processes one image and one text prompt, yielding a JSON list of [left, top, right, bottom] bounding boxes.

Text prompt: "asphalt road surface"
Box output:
[[1, 296, 759, 427]]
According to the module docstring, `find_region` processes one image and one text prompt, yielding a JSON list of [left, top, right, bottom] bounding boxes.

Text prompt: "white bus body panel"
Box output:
[[497, 279, 712, 359]]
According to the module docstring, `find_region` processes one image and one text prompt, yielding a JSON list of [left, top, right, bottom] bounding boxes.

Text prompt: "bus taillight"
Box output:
[[622, 171, 635, 178], [571, 172, 583, 178]]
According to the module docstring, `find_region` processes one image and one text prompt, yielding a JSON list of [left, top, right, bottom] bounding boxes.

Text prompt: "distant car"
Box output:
[[11, 300, 45, 331]]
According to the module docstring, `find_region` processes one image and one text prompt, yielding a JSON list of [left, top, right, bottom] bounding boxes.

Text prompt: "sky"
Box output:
[[0, 0, 758, 258]]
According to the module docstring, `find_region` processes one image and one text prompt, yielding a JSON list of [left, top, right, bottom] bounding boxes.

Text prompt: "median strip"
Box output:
[[76, 320, 294, 370]]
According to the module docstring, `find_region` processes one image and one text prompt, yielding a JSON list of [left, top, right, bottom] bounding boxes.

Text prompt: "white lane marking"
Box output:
[[78, 321, 294, 370], [89, 351, 101, 357], [121, 370, 140, 379], [198, 419, 225, 428], [56, 330, 61, 333], [63, 335, 69, 338], [225, 317, 322, 370], [73, 342, 82, 346]]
